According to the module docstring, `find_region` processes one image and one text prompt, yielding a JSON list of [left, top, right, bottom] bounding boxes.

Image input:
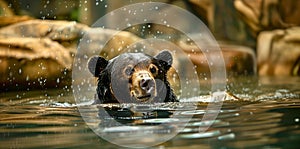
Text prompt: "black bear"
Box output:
[[88, 50, 177, 104]]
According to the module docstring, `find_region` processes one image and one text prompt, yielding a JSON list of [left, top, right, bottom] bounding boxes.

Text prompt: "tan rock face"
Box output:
[[0, 18, 258, 91], [0, 20, 88, 39], [0, 37, 72, 90], [0, 19, 89, 53], [0, 19, 143, 91], [177, 40, 256, 78], [234, 0, 300, 35], [257, 27, 300, 76], [0, 19, 88, 90], [0, 16, 33, 27]]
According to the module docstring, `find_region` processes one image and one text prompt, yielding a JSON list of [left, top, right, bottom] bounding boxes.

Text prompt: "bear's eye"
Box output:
[[124, 66, 134, 76], [149, 64, 158, 74]]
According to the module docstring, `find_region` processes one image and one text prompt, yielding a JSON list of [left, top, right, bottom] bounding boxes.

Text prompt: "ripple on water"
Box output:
[[0, 78, 300, 148]]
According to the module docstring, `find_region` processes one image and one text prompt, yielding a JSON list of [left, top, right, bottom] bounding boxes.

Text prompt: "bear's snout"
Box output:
[[137, 72, 155, 94], [140, 77, 155, 93], [130, 71, 157, 101]]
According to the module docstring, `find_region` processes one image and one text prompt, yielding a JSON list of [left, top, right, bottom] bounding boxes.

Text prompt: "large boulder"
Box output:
[[257, 27, 300, 76], [0, 37, 72, 90], [0, 19, 89, 53], [177, 40, 256, 78], [234, 0, 300, 35], [0, 18, 258, 91], [0, 19, 142, 91], [0, 19, 89, 90]]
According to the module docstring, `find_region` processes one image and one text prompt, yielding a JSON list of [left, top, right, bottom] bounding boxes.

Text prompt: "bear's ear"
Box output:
[[154, 50, 173, 70], [87, 56, 108, 77]]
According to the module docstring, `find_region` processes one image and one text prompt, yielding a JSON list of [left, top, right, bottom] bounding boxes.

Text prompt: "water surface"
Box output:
[[0, 77, 299, 148]]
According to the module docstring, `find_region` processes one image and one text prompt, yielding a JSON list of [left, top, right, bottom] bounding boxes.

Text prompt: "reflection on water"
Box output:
[[0, 77, 300, 148]]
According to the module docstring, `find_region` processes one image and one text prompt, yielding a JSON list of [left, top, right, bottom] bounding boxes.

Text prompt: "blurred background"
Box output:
[[1, 1, 300, 148], [0, 0, 299, 91]]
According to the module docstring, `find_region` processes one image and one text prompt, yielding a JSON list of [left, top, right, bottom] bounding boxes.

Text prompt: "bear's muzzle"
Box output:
[[131, 71, 157, 101]]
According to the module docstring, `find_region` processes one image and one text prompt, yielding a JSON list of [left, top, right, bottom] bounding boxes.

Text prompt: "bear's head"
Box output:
[[88, 50, 177, 103]]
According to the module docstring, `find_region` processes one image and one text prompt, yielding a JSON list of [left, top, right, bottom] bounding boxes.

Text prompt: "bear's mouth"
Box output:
[[131, 81, 156, 102], [136, 94, 152, 101]]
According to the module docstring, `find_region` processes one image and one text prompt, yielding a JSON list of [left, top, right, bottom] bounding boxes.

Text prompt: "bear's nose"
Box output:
[[140, 78, 154, 92]]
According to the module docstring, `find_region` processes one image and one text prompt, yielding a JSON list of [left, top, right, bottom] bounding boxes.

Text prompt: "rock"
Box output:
[[212, 0, 254, 47], [0, 37, 72, 90], [82, 28, 142, 59], [0, 19, 90, 90], [234, 0, 300, 35], [0, 20, 88, 39], [0, 19, 144, 91], [0, 19, 89, 53], [0, 17, 258, 91], [181, 0, 256, 47], [187, 0, 212, 25], [0, 16, 33, 27], [175, 39, 257, 94], [257, 27, 300, 76], [188, 0, 300, 48], [177, 39, 256, 78]]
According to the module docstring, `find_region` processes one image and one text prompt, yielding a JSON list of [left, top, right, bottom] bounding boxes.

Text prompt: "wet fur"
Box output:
[[88, 51, 178, 104]]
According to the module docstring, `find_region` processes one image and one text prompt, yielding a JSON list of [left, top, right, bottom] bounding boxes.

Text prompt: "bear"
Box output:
[[87, 50, 178, 104]]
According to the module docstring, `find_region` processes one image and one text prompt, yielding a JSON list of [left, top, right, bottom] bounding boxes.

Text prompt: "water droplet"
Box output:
[[193, 88, 197, 92], [218, 133, 235, 140]]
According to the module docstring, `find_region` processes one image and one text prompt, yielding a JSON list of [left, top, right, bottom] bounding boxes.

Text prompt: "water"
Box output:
[[0, 77, 299, 148]]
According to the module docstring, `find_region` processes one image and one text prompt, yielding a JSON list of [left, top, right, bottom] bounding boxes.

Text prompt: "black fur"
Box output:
[[88, 50, 177, 104]]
